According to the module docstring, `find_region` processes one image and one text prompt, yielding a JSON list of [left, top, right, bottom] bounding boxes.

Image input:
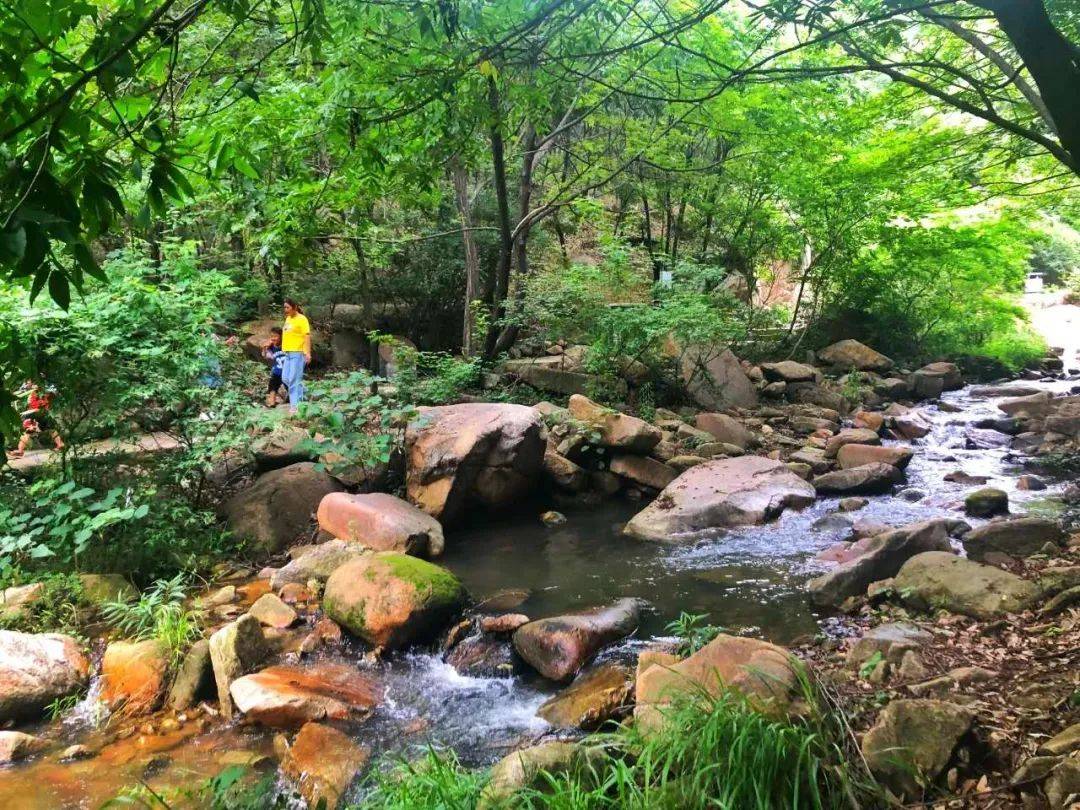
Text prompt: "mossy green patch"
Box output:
[[377, 553, 465, 607]]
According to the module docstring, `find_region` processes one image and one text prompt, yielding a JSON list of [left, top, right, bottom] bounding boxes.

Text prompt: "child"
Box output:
[[9, 383, 64, 457], [264, 327, 288, 407]]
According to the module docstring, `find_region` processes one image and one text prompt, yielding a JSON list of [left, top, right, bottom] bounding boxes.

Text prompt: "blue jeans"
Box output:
[[281, 351, 306, 408]]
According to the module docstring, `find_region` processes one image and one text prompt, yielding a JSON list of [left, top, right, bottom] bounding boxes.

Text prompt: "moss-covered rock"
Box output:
[[323, 553, 466, 649]]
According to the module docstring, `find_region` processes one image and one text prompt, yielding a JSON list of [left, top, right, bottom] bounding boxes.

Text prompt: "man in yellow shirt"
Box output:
[[280, 298, 311, 413]]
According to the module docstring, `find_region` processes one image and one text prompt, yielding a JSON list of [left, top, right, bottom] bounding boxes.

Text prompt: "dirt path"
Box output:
[[5, 431, 181, 473]]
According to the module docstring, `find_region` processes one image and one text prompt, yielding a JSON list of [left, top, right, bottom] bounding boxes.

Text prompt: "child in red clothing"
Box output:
[[9, 383, 64, 457]]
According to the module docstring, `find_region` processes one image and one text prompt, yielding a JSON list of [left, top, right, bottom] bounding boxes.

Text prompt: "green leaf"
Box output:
[[48, 270, 71, 309]]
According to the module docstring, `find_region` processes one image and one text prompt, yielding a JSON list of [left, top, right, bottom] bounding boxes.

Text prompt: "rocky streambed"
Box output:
[[2, 339, 1079, 808]]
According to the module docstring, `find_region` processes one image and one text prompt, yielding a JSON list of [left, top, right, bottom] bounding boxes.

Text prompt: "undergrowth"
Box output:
[[100, 574, 202, 665], [353, 673, 877, 810]]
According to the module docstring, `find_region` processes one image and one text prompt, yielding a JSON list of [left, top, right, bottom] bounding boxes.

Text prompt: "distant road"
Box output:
[[1023, 289, 1079, 367]]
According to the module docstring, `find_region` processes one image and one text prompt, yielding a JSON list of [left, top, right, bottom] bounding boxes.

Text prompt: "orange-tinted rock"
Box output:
[[278, 582, 313, 604], [281, 722, 370, 809], [317, 492, 446, 557], [837, 443, 914, 470], [230, 663, 381, 728], [853, 410, 885, 432], [480, 614, 530, 634], [634, 634, 798, 731], [818, 339, 893, 372], [513, 599, 642, 681], [824, 429, 880, 458], [248, 592, 298, 629], [101, 639, 170, 714], [300, 617, 343, 653], [608, 454, 677, 491], [405, 403, 545, 524], [537, 663, 632, 729], [694, 413, 754, 449]]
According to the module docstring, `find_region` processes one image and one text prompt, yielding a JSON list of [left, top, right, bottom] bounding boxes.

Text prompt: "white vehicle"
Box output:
[[1025, 272, 1044, 293]]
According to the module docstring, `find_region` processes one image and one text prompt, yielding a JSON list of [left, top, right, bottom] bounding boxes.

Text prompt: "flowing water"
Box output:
[[2, 360, 1077, 807]]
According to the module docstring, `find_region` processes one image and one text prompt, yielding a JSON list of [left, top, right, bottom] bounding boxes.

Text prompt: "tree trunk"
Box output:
[[483, 76, 514, 357], [451, 160, 481, 356], [970, 0, 1079, 172], [491, 124, 539, 356]]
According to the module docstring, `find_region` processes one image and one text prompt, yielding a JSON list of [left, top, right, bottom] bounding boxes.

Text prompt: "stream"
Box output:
[[1, 361, 1077, 808]]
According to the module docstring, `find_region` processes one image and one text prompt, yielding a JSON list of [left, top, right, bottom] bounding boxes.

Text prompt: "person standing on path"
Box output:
[[280, 298, 311, 413]]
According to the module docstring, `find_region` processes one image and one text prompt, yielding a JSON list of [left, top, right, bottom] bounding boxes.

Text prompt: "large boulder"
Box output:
[[862, 699, 973, 798], [623, 457, 815, 542], [918, 362, 962, 391], [807, 519, 954, 607], [909, 369, 945, 400], [101, 639, 170, 714], [674, 346, 758, 410], [281, 721, 370, 810], [836, 443, 913, 470], [997, 391, 1053, 416], [695, 413, 754, 450], [893, 551, 1039, 619], [812, 462, 902, 495], [512, 599, 642, 681], [760, 361, 818, 383], [0, 631, 89, 723], [270, 539, 364, 591], [405, 403, 545, 524], [962, 517, 1066, 561], [536, 663, 632, 729], [817, 339, 893, 372], [567, 395, 661, 453], [221, 463, 343, 554], [230, 663, 381, 728], [208, 614, 268, 719], [824, 428, 880, 458], [323, 553, 466, 649], [634, 634, 798, 731], [317, 492, 445, 557]]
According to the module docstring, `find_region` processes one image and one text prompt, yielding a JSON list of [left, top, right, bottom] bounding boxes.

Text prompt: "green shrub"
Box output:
[[971, 323, 1047, 371], [101, 574, 201, 665], [0, 472, 233, 585]]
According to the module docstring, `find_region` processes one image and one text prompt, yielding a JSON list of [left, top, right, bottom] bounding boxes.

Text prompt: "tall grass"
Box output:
[[360, 748, 487, 809], [350, 673, 875, 810]]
